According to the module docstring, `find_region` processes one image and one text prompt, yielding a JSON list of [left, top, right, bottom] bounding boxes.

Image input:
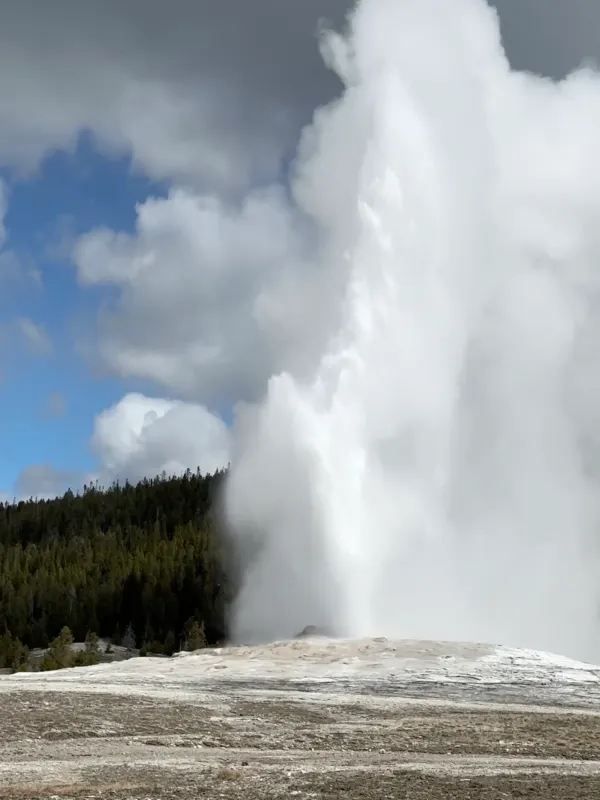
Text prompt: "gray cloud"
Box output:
[[0, 2, 598, 194], [0, 0, 348, 192], [15, 464, 82, 500]]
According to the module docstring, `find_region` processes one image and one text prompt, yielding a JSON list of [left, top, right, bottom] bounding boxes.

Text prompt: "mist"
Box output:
[[225, 0, 600, 661]]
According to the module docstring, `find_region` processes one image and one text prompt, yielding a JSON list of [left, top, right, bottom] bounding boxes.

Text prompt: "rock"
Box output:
[[294, 624, 332, 638]]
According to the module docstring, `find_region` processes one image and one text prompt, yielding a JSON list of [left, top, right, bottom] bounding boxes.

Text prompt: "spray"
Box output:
[[226, 0, 600, 660]]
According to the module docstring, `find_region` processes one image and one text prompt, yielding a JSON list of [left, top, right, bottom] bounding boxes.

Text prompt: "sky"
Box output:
[[2, 0, 600, 501]]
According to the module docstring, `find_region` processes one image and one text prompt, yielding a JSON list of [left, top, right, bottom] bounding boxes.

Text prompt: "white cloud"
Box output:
[[92, 393, 230, 483], [16, 317, 53, 356], [6, 392, 230, 500], [73, 186, 336, 404]]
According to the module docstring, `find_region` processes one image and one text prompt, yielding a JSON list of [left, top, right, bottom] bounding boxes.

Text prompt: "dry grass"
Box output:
[[2, 690, 600, 799]]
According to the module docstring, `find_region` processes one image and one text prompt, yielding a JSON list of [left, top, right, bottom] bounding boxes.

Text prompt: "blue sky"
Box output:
[[0, 135, 166, 494]]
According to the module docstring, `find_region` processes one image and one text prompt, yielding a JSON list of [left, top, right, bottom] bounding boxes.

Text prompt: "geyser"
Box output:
[[226, 0, 600, 660]]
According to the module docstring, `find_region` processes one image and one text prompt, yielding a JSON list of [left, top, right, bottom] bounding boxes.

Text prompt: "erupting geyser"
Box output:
[[226, 0, 600, 660]]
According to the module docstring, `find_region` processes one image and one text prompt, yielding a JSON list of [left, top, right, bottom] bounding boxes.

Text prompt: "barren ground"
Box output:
[[1, 638, 600, 798]]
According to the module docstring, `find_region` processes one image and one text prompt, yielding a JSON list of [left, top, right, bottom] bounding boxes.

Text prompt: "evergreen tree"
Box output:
[[72, 630, 101, 667], [41, 626, 74, 671]]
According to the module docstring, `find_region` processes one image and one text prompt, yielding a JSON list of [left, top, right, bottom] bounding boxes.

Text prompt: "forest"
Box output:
[[0, 469, 234, 670]]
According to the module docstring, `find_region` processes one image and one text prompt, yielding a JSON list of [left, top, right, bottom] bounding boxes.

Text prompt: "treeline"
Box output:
[[0, 469, 233, 669]]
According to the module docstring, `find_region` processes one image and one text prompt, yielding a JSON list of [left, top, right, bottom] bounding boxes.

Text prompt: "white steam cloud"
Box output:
[[226, 0, 600, 660]]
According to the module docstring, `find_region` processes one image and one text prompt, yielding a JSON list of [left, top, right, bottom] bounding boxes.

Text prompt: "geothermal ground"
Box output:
[[2, 638, 600, 799]]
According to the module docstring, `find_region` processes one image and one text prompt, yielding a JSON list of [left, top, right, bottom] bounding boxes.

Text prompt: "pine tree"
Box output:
[[41, 626, 74, 671], [72, 630, 101, 667]]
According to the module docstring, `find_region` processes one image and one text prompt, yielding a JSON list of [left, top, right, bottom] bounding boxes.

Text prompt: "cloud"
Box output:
[[14, 464, 82, 500], [0, 1, 347, 192], [7, 392, 230, 500], [73, 186, 337, 404], [0, 1, 597, 198], [16, 317, 53, 356], [91, 393, 230, 483]]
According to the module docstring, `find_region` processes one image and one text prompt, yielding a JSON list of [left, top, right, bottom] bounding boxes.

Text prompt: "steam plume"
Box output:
[[226, 0, 600, 660]]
